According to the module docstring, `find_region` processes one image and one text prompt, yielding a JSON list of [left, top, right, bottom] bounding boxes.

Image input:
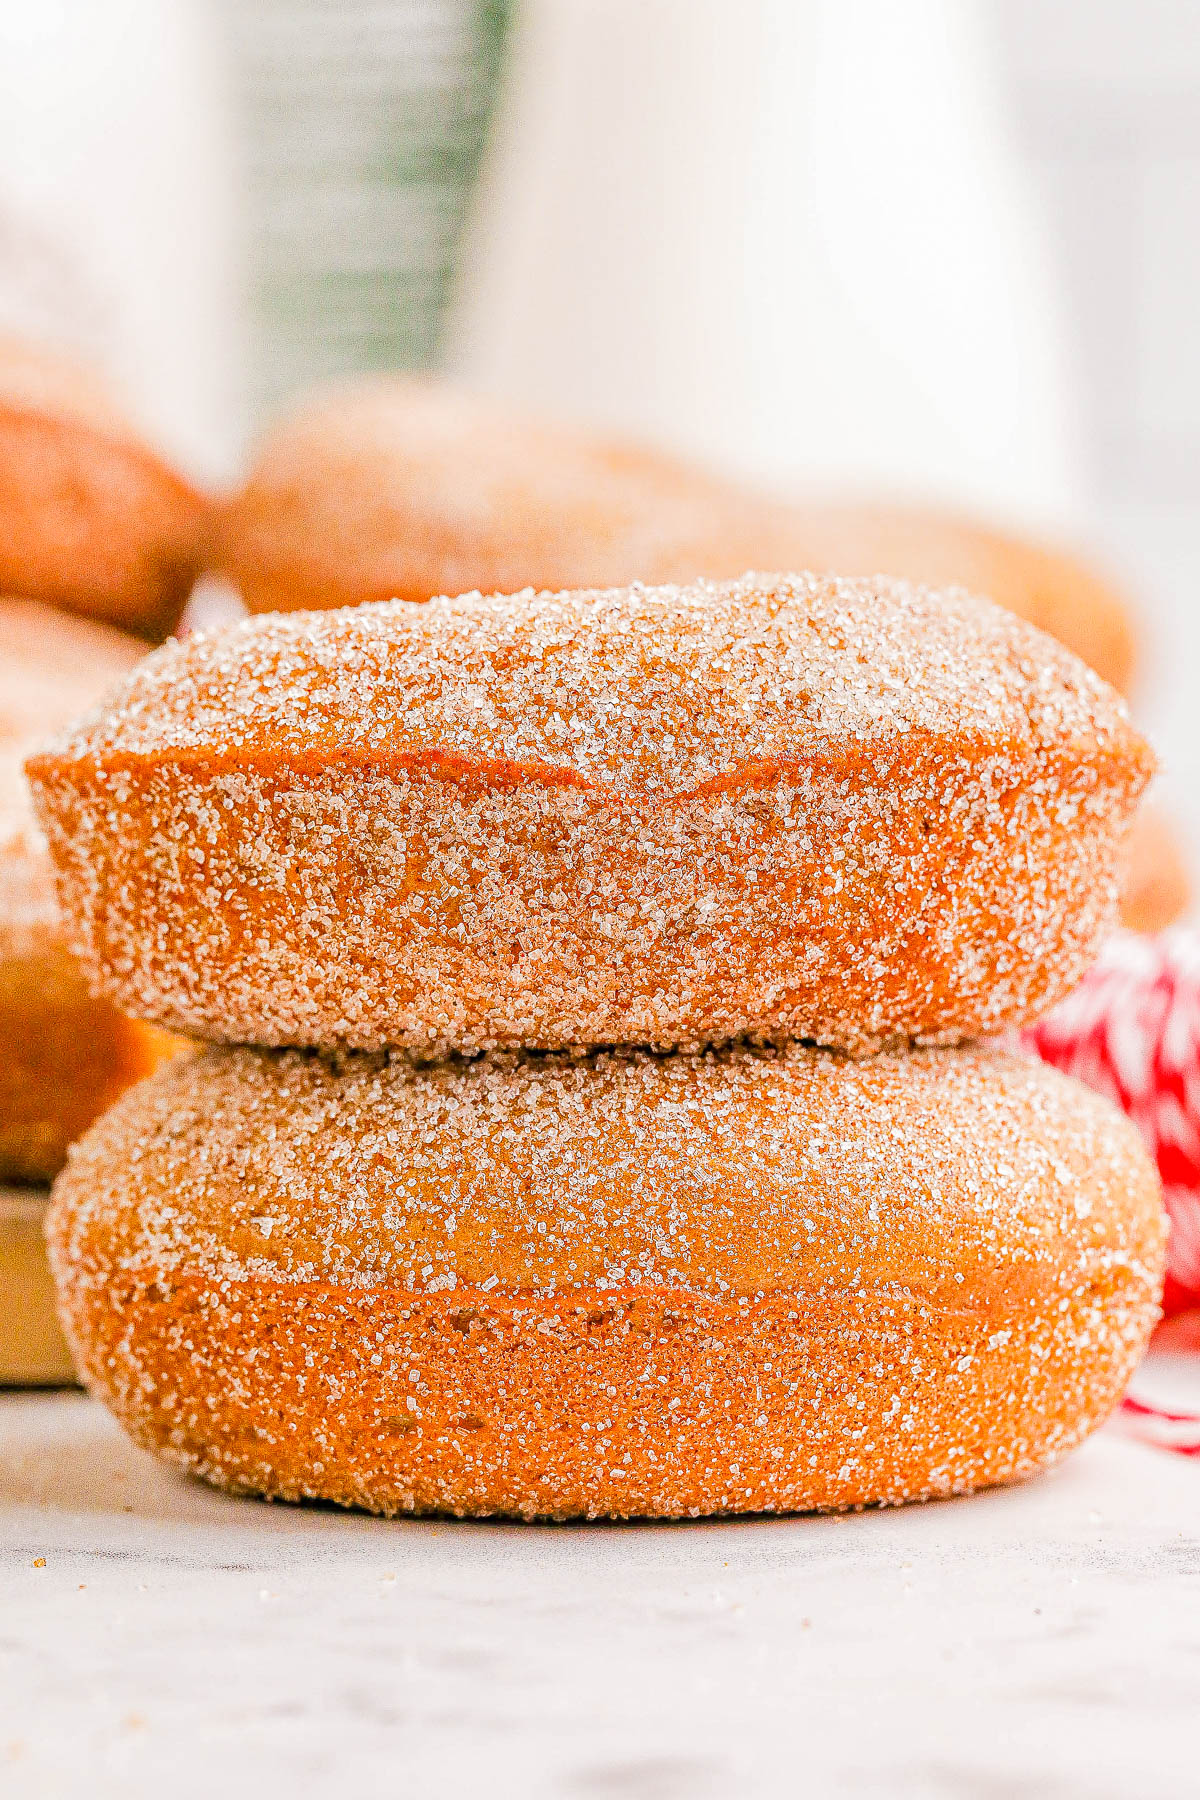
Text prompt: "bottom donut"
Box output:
[[47, 1041, 1166, 1519]]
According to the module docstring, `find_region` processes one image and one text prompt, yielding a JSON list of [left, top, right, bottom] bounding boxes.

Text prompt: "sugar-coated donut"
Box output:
[[215, 377, 1136, 691], [1, 599, 179, 1180], [0, 335, 207, 640], [29, 573, 1153, 1056], [1119, 805, 1191, 935], [47, 1040, 1165, 1518], [0, 1188, 74, 1385]]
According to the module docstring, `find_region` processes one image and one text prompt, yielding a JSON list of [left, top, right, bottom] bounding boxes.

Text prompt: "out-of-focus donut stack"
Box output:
[[29, 560, 1167, 1518], [0, 338, 201, 1384]]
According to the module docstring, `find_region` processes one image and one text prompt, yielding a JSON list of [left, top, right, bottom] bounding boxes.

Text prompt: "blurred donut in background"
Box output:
[[0, 597, 151, 741], [215, 375, 1136, 694], [0, 599, 181, 1188], [0, 599, 183, 1383], [0, 805, 180, 1186], [212, 376, 756, 614], [1119, 806, 1192, 935], [750, 501, 1138, 697], [0, 335, 208, 641]]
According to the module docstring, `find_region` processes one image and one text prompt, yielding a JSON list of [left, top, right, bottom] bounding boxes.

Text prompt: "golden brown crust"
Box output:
[[1119, 804, 1191, 935], [28, 574, 1154, 1054], [48, 1041, 1166, 1517], [216, 378, 1136, 690], [0, 336, 208, 641], [0, 1188, 75, 1385]]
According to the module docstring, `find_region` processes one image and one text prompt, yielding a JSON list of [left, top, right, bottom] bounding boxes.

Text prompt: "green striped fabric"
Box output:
[[220, 0, 509, 422]]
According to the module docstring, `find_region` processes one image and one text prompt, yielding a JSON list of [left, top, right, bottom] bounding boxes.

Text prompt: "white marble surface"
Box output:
[[1, 1365, 1197, 1800]]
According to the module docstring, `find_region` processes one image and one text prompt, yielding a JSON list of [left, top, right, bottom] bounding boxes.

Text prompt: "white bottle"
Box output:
[[0, 0, 242, 482], [446, 0, 1083, 530]]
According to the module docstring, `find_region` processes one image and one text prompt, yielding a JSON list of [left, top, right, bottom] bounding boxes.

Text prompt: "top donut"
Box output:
[[26, 572, 1152, 1055]]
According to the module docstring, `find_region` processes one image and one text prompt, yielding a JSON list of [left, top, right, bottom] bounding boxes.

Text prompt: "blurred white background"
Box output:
[[994, 0, 1200, 855], [447, 0, 1084, 529]]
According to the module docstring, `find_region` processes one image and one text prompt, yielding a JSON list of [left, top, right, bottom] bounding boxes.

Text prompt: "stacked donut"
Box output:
[[28, 572, 1167, 1518], [0, 606, 184, 1384], [0, 335, 203, 1383]]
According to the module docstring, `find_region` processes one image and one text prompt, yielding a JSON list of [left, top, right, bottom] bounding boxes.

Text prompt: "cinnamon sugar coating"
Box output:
[[0, 335, 207, 640], [28, 573, 1153, 1054], [215, 378, 1136, 690], [47, 1040, 1165, 1518]]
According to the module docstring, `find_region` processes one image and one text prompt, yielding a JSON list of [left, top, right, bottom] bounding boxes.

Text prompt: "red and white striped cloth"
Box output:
[[1027, 928, 1200, 1451]]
